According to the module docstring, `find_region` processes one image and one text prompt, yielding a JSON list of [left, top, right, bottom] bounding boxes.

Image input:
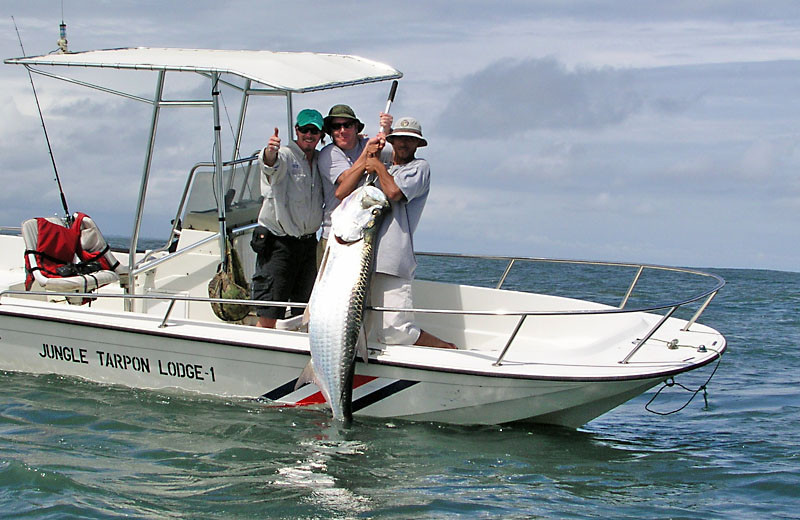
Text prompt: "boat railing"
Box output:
[[399, 252, 725, 365], [0, 253, 724, 367], [166, 154, 260, 248], [130, 222, 256, 280], [0, 289, 301, 330]]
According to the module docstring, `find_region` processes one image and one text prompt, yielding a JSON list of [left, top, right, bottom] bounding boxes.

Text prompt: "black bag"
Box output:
[[250, 226, 274, 255], [55, 260, 103, 277]]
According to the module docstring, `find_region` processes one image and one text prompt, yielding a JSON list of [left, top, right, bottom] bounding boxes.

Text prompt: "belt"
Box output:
[[275, 232, 316, 241]]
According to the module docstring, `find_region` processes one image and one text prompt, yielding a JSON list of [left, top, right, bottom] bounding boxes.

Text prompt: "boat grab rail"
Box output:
[[166, 154, 260, 250], [0, 289, 302, 329], [406, 252, 725, 365], [0, 253, 724, 367], [131, 222, 256, 279]]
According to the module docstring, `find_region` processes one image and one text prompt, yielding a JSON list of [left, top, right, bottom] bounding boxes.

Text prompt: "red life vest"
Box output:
[[24, 212, 118, 290]]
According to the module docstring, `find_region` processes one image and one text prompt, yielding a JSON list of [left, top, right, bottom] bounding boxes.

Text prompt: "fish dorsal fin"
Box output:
[[295, 359, 317, 391], [357, 325, 369, 364]]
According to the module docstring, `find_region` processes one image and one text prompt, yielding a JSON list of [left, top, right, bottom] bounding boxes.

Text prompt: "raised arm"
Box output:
[[261, 127, 281, 167], [365, 136, 404, 201]]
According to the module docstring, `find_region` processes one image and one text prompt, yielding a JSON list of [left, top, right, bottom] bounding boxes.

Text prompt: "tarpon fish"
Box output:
[[300, 185, 389, 423]]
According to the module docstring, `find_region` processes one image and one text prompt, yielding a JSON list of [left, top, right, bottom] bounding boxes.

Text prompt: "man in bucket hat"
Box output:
[[251, 109, 325, 328], [362, 116, 457, 349], [317, 105, 394, 263]]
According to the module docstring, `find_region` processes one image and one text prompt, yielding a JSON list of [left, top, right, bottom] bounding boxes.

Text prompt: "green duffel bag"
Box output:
[[208, 238, 250, 322]]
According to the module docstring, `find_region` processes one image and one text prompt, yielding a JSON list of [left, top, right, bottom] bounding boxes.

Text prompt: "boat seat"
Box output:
[[22, 212, 128, 303]]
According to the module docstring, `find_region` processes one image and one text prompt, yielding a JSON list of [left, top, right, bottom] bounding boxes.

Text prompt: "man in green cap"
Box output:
[[251, 109, 324, 328], [316, 105, 394, 262]]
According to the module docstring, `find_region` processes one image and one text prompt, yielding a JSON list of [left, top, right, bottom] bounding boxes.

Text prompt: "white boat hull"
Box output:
[[0, 285, 723, 428]]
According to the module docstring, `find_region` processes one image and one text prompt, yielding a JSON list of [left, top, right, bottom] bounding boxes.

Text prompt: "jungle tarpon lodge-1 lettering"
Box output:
[[37, 344, 216, 382]]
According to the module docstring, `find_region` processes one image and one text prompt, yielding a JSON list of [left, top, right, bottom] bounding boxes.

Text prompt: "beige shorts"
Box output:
[[369, 272, 421, 345]]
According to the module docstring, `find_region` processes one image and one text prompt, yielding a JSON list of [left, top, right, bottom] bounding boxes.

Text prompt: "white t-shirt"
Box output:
[[317, 137, 392, 239]]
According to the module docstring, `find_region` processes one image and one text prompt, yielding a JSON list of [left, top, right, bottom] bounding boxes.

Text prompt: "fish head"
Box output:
[[331, 185, 390, 243]]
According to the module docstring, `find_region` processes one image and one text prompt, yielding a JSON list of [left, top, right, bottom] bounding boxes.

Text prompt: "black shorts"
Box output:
[[251, 230, 317, 319]]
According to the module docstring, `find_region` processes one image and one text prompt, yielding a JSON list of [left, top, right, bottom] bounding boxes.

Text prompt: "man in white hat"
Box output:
[[363, 117, 457, 349]]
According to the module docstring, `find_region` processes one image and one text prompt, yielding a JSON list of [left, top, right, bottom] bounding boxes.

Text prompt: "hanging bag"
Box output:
[[208, 237, 251, 321]]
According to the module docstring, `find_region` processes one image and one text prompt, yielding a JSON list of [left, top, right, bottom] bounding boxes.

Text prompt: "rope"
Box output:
[[645, 354, 723, 415]]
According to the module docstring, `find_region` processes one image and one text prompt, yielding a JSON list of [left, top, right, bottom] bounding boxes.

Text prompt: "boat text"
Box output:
[[40, 343, 88, 364], [37, 344, 216, 382]]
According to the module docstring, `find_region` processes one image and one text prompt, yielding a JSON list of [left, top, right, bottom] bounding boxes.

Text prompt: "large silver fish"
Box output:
[[301, 185, 389, 423]]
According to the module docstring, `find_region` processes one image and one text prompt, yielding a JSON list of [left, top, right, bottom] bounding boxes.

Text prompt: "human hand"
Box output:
[[379, 112, 393, 135], [264, 127, 280, 166], [364, 135, 385, 161]]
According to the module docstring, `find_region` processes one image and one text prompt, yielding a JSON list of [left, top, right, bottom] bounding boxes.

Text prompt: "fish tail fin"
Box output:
[[295, 359, 316, 391]]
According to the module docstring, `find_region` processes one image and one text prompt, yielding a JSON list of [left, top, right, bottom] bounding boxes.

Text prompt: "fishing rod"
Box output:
[[11, 16, 72, 223], [366, 79, 399, 186], [382, 80, 398, 134]]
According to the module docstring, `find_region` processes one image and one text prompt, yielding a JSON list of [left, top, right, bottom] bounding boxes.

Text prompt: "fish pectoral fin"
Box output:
[[357, 326, 369, 364], [315, 243, 331, 284], [295, 360, 317, 391], [304, 245, 330, 326]]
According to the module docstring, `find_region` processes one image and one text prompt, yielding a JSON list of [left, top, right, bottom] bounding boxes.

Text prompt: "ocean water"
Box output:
[[1, 257, 798, 519]]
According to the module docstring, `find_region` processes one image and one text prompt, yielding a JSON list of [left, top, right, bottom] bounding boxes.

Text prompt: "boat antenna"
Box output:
[[55, 0, 69, 53], [11, 16, 72, 223]]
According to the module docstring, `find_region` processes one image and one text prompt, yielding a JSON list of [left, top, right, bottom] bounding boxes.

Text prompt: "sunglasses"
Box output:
[[296, 126, 321, 135], [328, 121, 356, 131]]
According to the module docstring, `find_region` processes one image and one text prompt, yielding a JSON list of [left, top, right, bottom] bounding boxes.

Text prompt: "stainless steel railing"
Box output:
[[0, 251, 725, 366], [392, 252, 725, 365]]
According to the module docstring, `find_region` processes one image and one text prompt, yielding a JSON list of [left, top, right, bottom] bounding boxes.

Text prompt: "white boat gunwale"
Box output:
[[0, 250, 725, 383], [0, 300, 723, 387]]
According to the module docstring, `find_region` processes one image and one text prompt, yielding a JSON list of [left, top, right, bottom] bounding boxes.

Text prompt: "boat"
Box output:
[[0, 47, 726, 428]]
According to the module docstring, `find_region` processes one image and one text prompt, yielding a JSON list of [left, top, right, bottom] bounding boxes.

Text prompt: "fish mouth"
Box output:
[[334, 235, 363, 245]]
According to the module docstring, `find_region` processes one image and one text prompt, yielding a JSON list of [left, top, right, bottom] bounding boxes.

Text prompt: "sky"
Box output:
[[1, 1, 798, 272]]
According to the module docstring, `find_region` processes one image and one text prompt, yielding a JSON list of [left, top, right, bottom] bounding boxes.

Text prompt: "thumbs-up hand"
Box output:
[[264, 127, 280, 166]]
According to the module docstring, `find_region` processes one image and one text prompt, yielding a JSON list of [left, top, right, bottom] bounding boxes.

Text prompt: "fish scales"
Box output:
[[307, 186, 389, 422]]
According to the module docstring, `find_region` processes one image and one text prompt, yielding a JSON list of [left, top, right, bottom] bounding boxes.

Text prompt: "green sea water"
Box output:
[[1, 257, 798, 519]]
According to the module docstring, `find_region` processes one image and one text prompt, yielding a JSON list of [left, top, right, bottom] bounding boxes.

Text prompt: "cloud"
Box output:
[[2, 3, 799, 271], [437, 58, 645, 138]]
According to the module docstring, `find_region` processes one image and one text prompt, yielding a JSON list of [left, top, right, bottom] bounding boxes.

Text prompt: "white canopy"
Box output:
[[5, 47, 402, 92]]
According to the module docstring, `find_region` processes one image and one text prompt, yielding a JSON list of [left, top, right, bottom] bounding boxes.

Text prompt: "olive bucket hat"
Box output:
[[323, 104, 365, 134]]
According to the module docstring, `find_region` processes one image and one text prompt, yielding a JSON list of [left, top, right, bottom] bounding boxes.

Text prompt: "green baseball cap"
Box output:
[[296, 109, 324, 130], [323, 104, 365, 134]]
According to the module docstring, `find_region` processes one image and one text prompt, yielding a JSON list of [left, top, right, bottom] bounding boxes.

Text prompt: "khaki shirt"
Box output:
[[257, 140, 323, 237]]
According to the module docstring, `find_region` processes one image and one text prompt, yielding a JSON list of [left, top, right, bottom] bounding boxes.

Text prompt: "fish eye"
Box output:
[[371, 208, 381, 215]]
